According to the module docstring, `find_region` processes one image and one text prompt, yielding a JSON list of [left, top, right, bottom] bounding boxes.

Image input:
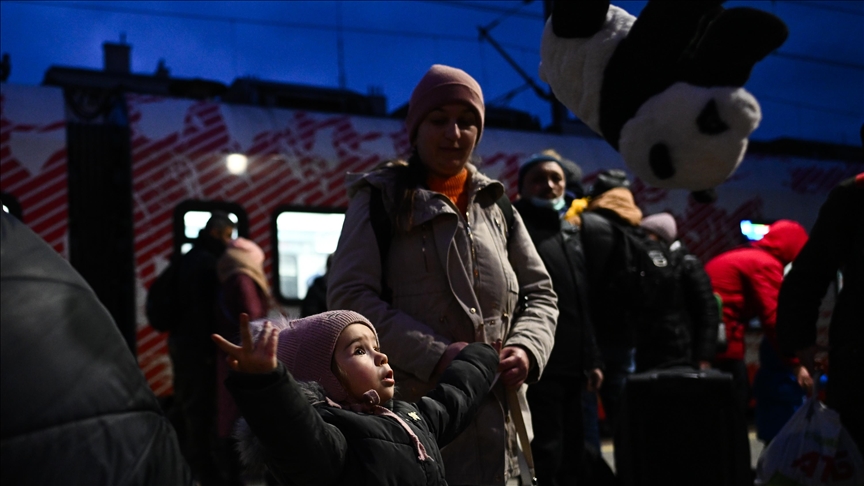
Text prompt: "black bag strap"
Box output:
[[369, 186, 393, 304], [495, 193, 515, 239]]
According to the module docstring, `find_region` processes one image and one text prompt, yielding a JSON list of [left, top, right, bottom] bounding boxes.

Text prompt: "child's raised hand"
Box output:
[[211, 313, 278, 374]]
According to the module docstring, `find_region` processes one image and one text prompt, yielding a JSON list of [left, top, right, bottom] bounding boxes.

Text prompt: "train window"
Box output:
[[172, 201, 248, 257], [274, 208, 345, 302], [0, 191, 23, 221]]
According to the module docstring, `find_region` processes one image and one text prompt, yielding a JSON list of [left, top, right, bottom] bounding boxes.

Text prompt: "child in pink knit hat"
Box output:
[[212, 311, 498, 485]]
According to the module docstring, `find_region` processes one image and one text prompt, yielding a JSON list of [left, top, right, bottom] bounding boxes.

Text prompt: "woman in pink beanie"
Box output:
[[213, 237, 276, 483], [212, 311, 498, 486], [327, 64, 558, 485]]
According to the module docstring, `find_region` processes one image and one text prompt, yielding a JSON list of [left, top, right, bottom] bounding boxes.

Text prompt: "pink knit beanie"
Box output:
[[227, 237, 264, 266], [405, 64, 485, 145], [275, 310, 377, 403], [641, 212, 678, 245]]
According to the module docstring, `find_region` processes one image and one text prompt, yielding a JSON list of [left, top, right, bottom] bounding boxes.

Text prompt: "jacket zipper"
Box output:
[[422, 231, 429, 272]]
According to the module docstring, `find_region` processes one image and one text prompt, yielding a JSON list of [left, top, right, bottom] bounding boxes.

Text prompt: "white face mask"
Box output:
[[529, 195, 566, 211]]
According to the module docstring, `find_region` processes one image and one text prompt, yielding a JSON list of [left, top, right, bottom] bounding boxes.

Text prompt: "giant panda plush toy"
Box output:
[[539, 0, 788, 201]]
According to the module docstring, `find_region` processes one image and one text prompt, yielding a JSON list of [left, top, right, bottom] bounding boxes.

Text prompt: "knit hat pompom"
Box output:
[[405, 64, 485, 145], [269, 310, 377, 403], [641, 212, 678, 244]]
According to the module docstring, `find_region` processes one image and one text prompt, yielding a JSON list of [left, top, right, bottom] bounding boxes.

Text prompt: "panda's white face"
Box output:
[[618, 83, 761, 191]]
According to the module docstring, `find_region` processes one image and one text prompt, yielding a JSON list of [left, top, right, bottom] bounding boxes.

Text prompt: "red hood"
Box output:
[[754, 219, 808, 265]]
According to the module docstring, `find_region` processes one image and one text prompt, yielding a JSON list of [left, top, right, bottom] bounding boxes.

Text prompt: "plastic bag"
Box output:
[[755, 396, 864, 485]]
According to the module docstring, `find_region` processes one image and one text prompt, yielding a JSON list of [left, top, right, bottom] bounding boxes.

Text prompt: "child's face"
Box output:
[[333, 323, 395, 403]]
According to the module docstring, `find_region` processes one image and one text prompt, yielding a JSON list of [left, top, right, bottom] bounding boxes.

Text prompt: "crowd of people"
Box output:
[[2, 62, 861, 486]]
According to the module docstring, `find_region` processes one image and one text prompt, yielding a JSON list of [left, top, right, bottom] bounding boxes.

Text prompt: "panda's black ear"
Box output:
[[691, 188, 718, 204], [686, 7, 788, 87], [551, 0, 610, 39]]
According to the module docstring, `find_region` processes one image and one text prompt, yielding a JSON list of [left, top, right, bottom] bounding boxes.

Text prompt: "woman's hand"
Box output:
[[498, 346, 531, 388], [211, 313, 278, 374]]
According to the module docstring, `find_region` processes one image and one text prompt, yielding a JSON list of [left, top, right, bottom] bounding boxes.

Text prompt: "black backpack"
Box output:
[[369, 186, 514, 304], [145, 260, 182, 332], [581, 211, 677, 314]]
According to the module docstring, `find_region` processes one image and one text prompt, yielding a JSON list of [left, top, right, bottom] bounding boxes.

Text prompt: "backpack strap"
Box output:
[[369, 186, 393, 304], [495, 193, 515, 239]]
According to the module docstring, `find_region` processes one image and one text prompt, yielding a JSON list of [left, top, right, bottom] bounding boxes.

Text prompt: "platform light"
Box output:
[[226, 153, 248, 175]]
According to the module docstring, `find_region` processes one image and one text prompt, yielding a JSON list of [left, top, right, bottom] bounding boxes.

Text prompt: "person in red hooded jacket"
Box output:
[[705, 220, 809, 420]]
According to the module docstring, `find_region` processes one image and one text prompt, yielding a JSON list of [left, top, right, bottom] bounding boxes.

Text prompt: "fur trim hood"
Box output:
[[587, 187, 643, 226]]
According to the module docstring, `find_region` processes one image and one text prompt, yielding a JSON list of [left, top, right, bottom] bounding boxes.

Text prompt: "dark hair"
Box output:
[[389, 152, 427, 232], [205, 211, 236, 233], [588, 169, 631, 198]]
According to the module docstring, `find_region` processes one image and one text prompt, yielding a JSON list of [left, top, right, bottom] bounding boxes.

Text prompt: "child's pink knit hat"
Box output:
[[275, 310, 377, 403]]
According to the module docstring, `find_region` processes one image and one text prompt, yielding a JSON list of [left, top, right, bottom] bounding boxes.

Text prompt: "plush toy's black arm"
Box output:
[[691, 188, 718, 204], [551, 0, 610, 39], [685, 7, 788, 87]]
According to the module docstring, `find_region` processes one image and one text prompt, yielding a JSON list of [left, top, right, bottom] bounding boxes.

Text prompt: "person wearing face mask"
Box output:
[[328, 64, 558, 486], [513, 152, 608, 486]]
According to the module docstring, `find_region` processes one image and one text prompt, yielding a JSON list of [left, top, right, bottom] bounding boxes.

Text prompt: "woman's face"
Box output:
[[414, 103, 479, 178]]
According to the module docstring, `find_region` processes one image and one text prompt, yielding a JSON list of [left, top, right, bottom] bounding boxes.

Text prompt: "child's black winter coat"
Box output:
[[226, 342, 499, 486]]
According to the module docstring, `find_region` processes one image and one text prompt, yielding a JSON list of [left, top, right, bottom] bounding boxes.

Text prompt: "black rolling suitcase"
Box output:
[[614, 367, 751, 486]]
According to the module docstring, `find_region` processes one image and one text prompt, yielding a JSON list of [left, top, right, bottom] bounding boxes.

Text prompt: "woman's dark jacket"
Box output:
[[514, 199, 602, 377], [226, 342, 498, 486], [0, 212, 190, 485], [635, 241, 718, 371]]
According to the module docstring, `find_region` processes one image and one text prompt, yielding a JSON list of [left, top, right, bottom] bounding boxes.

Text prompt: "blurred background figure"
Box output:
[[301, 254, 331, 317], [170, 211, 235, 485], [637, 212, 718, 372], [778, 172, 864, 451], [705, 219, 809, 444], [215, 236, 276, 485], [1, 211, 190, 485]]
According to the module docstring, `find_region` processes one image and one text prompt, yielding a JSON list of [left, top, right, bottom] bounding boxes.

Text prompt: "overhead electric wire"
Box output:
[[7, 0, 861, 118], [773, 52, 864, 71], [423, 0, 545, 20], [780, 1, 864, 16], [8, 0, 539, 54], [759, 95, 863, 117]]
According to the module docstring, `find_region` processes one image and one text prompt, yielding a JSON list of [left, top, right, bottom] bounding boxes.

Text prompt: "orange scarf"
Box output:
[[427, 168, 470, 214]]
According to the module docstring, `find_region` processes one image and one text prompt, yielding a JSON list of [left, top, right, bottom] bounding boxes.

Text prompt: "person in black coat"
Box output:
[[0, 211, 190, 485], [637, 212, 718, 372], [212, 310, 498, 486], [777, 172, 864, 451], [514, 152, 605, 486], [578, 169, 644, 435], [170, 210, 235, 485]]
